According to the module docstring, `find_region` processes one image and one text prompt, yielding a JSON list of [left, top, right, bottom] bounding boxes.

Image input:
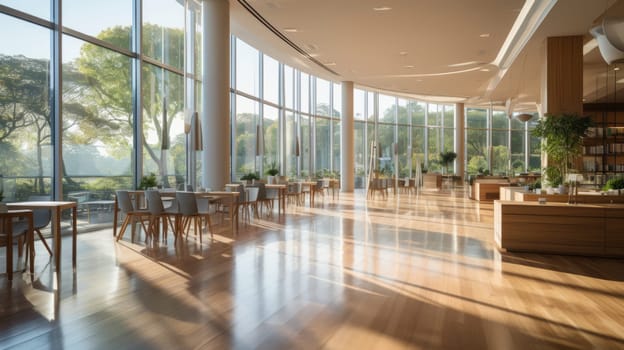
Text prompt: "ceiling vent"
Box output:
[[590, 18, 624, 64]]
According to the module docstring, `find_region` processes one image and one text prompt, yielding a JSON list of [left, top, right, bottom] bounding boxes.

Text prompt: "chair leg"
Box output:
[[116, 216, 131, 241], [35, 229, 53, 256]]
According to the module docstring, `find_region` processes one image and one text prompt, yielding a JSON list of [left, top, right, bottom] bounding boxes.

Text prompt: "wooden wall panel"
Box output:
[[546, 36, 583, 116]]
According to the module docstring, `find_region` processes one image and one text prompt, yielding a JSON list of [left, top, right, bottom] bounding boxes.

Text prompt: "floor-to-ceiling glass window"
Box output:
[[377, 94, 395, 176], [0, 13, 52, 201], [411, 101, 426, 174], [263, 104, 279, 170], [528, 118, 541, 172], [63, 36, 134, 204], [397, 99, 410, 177], [510, 116, 526, 174], [491, 110, 510, 175], [233, 95, 260, 178], [465, 108, 489, 174], [354, 89, 366, 188], [1, 0, 201, 226], [427, 103, 442, 172]]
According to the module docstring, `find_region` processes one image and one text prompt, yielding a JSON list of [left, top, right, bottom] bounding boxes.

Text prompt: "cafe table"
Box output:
[[1, 209, 34, 281], [264, 184, 287, 215], [7, 201, 77, 276]]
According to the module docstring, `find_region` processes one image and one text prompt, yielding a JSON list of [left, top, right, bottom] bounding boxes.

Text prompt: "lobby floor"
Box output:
[[1, 188, 623, 349]]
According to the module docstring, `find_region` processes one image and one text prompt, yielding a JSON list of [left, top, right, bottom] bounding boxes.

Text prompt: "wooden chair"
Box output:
[[145, 190, 178, 243], [176, 191, 213, 244], [27, 195, 52, 256], [115, 190, 150, 242], [0, 215, 29, 281]]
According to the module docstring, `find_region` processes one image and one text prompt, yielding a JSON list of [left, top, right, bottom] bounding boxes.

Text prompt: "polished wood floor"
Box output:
[[1, 188, 624, 349]]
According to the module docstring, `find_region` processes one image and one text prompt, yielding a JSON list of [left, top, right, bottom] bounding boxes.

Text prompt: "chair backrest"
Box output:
[[265, 188, 279, 199], [146, 190, 165, 215], [251, 183, 266, 201], [176, 191, 198, 215], [226, 184, 245, 202], [246, 187, 259, 202], [317, 179, 324, 190], [28, 195, 52, 229], [116, 190, 135, 213]]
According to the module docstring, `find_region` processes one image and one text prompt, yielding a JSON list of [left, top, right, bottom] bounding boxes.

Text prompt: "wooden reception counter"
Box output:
[[494, 200, 624, 257]]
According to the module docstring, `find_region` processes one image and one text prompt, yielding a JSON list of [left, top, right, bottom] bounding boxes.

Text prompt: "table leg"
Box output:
[[113, 198, 118, 237], [28, 215, 34, 277], [6, 220, 13, 281], [72, 206, 77, 271], [53, 207, 61, 275]]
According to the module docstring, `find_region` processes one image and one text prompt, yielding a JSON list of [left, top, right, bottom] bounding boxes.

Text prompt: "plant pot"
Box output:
[[267, 176, 275, 184]]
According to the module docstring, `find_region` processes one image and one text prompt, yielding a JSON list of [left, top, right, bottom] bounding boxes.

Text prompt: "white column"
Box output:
[[455, 103, 465, 182], [201, 0, 230, 191], [341, 81, 354, 192]]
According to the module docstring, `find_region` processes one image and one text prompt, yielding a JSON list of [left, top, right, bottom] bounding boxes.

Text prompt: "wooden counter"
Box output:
[[422, 173, 442, 190], [513, 191, 624, 203], [494, 200, 624, 257], [473, 181, 509, 201]]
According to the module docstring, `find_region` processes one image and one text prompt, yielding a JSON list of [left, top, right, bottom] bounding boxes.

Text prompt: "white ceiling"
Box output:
[[230, 0, 624, 110]]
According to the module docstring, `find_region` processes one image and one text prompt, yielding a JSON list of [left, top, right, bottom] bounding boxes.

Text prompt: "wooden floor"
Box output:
[[1, 188, 624, 349]]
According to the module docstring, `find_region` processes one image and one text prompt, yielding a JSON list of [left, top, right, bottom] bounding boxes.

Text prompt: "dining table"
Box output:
[[113, 190, 241, 239], [299, 181, 319, 207], [1, 209, 34, 281], [264, 184, 287, 215], [7, 201, 77, 277]]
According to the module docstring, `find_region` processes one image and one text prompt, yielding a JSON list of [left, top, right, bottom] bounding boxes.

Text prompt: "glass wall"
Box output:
[[0, 1, 202, 227], [0, 13, 53, 201], [465, 107, 540, 176], [231, 37, 343, 181]]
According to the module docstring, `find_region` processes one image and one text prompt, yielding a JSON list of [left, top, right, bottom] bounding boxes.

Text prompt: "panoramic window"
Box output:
[[63, 0, 133, 50], [0, 14, 52, 200], [0, 0, 50, 20], [143, 0, 184, 70], [62, 35, 134, 200]]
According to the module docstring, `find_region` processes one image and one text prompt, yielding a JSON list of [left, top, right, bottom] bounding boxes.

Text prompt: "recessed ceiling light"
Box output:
[[399, 51, 408, 56], [403, 65, 415, 68], [480, 33, 490, 38], [324, 62, 336, 66], [615, 67, 621, 71], [373, 6, 392, 11], [480, 68, 490, 72], [283, 28, 298, 33]]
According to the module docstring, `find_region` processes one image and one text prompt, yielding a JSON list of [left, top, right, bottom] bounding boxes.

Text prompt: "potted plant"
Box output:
[[266, 161, 279, 184], [439, 151, 457, 175], [603, 176, 624, 195], [532, 113, 593, 191], [240, 172, 260, 184], [138, 172, 158, 190]]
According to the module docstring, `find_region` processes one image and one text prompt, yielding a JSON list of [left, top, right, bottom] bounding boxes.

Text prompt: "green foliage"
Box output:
[[603, 177, 624, 191], [266, 160, 279, 176], [467, 156, 488, 175], [532, 114, 593, 184], [240, 172, 260, 181], [543, 166, 562, 187], [438, 151, 457, 174], [139, 173, 157, 189]]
